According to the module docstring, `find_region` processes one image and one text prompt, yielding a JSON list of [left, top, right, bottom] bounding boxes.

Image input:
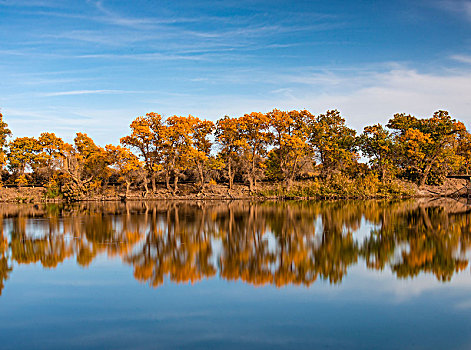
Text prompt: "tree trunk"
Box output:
[[419, 162, 434, 187], [250, 160, 257, 192], [228, 161, 233, 190], [285, 156, 299, 191], [125, 180, 131, 198], [165, 171, 171, 191], [284, 177, 293, 192], [198, 163, 205, 191], [151, 173, 156, 192], [173, 175, 179, 194], [248, 177, 254, 192], [251, 155, 256, 189], [143, 179, 149, 197]]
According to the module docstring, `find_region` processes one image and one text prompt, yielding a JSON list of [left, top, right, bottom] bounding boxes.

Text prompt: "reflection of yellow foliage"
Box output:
[[2, 200, 471, 293]]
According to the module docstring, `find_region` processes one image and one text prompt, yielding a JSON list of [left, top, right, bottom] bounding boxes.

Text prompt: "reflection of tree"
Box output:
[[0, 199, 471, 294], [361, 203, 471, 281], [10, 215, 74, 268], [126, 204, 216, 287], [0, 218, 12, 295], [218, 203, 275, 285], [216, 202, 359, 286]]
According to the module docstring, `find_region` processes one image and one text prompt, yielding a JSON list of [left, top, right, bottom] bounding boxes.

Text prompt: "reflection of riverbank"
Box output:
[[0, 199, 470, 295]]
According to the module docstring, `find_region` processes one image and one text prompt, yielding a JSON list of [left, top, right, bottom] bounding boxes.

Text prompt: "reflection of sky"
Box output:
[[352, 218, 380, 244], [1, 257, 471, 349]]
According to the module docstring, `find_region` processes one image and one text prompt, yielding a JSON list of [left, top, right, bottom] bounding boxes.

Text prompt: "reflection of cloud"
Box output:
[[319, 263, 471, 303], [455, 298, 471, 309]]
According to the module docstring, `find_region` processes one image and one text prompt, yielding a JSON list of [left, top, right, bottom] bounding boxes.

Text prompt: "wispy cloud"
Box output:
[[89, 0, 156, 29], [142, 64, 471, 129], [36, 20, 339, 49], [76, 52, 211, 61], [4, 64, 471, 145], [39, 89, 144, 97], [431, 0, 471, 21], [41, 30, 159, 46], [0, 0, 61, 7], [0, 49, 32, 56], [22, 78, 90, 86], [3, 106, 138, 143], [450, 54, 471, 64]]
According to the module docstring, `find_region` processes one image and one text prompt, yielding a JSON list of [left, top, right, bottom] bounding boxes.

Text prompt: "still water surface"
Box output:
[[1, 199, 471, 349]]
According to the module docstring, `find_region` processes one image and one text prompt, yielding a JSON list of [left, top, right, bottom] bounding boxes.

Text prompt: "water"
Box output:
[[1, 199, 470, 349]]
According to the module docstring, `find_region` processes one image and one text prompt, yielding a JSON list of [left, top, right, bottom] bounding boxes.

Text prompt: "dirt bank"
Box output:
[[0, 178, 467, 203]]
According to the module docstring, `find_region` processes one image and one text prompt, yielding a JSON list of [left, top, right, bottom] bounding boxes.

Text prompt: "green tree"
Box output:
[[360, 123, 395, 180], [308, 110, 358, 178]]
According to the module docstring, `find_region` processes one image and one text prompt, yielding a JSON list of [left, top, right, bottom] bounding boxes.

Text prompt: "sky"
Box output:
[[1, 0, 471, 145]]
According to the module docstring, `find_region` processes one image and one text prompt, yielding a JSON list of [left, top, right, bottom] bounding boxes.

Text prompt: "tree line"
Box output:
[[0, 109, 469, 198]]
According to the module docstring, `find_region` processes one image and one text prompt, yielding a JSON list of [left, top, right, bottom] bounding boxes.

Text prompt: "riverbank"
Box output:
[[0, 177, 467, 203]]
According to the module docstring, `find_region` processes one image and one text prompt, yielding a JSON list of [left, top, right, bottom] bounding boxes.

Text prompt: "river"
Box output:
[[0, 199, 470, 349]]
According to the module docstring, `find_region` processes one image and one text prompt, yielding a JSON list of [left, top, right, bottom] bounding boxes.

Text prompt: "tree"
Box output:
[[266, 109, 313, 189], [456, 130, 471, 175], [36, 132, 66, 182], [7, 137, 42, 180], [0, 113, 12, 171], [60, 133, 110, 198], [308, 110, 358, 178], [237, 112, 272, 192], [192, 118, 215, 191], [359, 123, 395, 180], [215, 116, 242, 190], [120, 113, 164, 192], [74, 133, 110, 182], [106, 144, 144, 197], [162, 115, 199, 194], [387, 111, 465, 186]]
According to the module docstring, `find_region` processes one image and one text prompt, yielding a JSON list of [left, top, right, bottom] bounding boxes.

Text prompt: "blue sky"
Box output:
[[1, 0, 471, 145]]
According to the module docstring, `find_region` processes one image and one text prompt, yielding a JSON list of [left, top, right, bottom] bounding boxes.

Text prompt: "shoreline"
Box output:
[[0, 178, 467, 203]]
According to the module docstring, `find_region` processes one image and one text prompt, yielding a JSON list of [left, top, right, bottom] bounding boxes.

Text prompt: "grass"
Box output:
[[257, 175, 416, 199]]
